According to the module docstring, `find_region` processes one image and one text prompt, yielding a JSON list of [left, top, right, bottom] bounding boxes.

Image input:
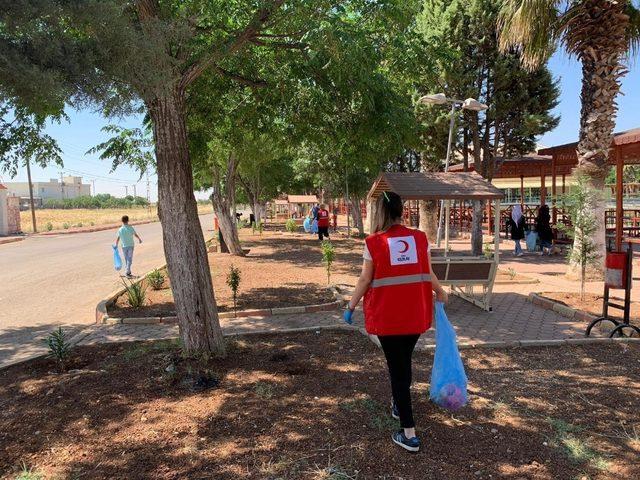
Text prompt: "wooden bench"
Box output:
[[431, 255, 497, 311]]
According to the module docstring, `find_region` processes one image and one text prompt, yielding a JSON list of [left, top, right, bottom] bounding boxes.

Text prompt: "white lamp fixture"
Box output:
[[418, 93, 448, 105], [462, 97, 488, 112]]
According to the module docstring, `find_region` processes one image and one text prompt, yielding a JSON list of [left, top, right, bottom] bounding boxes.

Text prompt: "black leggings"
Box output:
[[378, 334, 420, 428], [318, 226, 330, 240]]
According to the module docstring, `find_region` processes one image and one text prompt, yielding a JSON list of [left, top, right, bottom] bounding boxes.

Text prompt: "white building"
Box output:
[[5, 176, 91, 201]]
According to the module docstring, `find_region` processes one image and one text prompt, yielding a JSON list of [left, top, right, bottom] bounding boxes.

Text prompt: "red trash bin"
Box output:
[[605, 252, 627, 288]]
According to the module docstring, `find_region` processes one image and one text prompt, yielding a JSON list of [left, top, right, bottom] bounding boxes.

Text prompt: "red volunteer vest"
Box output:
[[317, 209, 330, 227], [363, 224, 433, 335]]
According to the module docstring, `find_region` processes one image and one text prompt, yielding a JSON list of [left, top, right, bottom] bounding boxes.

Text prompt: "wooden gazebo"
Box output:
[[367, 172, 504, 311], [539, 128, 640, 251]]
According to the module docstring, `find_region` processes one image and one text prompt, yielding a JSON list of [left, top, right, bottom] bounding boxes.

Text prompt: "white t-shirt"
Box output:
[[363, 242, 430, 261]]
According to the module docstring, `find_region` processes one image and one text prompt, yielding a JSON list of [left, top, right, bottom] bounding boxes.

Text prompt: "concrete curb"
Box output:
[[362, 331, 640, 352], [38, 219, 158, 236], [527, 292, 604, 324], [98, 274, 344, 325], [0, 236, 26, 246]]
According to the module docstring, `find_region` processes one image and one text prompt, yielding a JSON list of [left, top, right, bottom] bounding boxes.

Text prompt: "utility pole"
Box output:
[[132, 184, 137, 198], [60, 172, 64, 199], [124, 185, 128, 197], [26, 158, 37, 233], [146, 170, 151, 215], [91, 180, 96, 196]]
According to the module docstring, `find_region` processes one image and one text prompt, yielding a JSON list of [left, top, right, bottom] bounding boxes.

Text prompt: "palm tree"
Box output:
[[499, 0, 640, 268]]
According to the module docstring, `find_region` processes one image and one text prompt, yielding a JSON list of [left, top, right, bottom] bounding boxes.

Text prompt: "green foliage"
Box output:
[[87, 125, 155, 178], [254, 381, 277, 399], [285, 218, 298, 233], [45, 327, 72, 371], [322, 240, 336, 284], [226, 265, 241, 312], [62, 222, 70, 229], [0, 100, 64, 178], [45, 222, 53, 231], [147, 269, 165, 290], [122, 279, 147, 308], [416, 0, 559, 175], [257, 221, 264, 235], [560, 174, 602, 300], [43, 194, 149, 209]]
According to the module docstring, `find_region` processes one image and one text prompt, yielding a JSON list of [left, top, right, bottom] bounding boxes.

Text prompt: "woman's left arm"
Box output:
[[347, 260, 374, 311]]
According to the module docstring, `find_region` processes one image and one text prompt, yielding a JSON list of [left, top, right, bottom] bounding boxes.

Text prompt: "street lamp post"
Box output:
[[417, 93, 488, 248]]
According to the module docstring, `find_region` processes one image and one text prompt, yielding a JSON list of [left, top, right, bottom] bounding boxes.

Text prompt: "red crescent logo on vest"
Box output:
[[398, 240, 410, 253]]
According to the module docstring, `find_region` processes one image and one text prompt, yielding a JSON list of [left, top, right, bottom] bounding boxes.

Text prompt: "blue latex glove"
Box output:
[[343, 308, 354, 325]]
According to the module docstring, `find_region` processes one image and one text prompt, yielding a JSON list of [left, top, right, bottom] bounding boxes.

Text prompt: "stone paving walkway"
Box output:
[[75, 286, 603, 351]]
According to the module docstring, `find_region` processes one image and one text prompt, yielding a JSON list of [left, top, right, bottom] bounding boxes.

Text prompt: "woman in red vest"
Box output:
[[344, 191, 447, 452]]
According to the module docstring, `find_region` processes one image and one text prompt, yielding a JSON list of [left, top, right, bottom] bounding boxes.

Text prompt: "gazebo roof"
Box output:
[[448, 155, 567, 178], [367, 172, 503, 201], [538, 128, 640, 164], [287, 195, 318, 204]]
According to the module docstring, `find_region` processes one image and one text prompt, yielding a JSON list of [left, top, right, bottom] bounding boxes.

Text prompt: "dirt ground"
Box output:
[[1, 330, 638, 480], [110, 228, 531, 317], [110, 229, 363, 317], [543, 291, 640, 323]]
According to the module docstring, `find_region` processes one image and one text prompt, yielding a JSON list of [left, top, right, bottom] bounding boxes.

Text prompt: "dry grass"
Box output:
[[20, 204, 213, 233]]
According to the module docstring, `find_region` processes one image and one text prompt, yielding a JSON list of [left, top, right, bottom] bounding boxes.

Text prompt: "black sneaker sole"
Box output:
[[391, 434, 419, 452]]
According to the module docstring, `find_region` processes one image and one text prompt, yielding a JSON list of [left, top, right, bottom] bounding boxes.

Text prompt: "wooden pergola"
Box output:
[[539, 128, 640, 251], [367, 171, 504, 311]]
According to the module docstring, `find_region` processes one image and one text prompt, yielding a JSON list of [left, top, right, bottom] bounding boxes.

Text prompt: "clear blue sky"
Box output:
[[2, 51, 638, 201]]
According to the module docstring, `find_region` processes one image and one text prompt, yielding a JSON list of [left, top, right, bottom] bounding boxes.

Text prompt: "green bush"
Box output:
[[322, 240, 336, 284], [147, 269, 165, 290], [226, 265, 241, 313], [122, 279, 147, 308], [285, 218, 297, 233], [45, 222, 53, 231], [43, 194, 150, 210], [257, 220, 264, 235], [62, 222, 70, 229], [45, 327, 72, 371]]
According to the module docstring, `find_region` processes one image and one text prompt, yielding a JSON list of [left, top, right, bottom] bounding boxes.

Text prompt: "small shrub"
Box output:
[[122, 279, 147, 308], [76, 222, 83, 227], [90, 221, 95, 226], [45, 222, 53, 231], [147, 269, 165, 290], [226, 265, 241, 313], [62, 222, 70, 229], [285, 218, 297, 233], [45, 327, 72, 371], [257, 220, 264, 235], [507, 268, 517, 280], [16, 462, 43, 480], [321, 240, 335, 284], [254, 381, 276, 399], [483, 242, 493, 259]]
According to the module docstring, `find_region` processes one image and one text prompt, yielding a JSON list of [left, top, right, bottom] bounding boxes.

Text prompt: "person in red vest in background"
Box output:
[[343, 191, 447, 452], [317, 203, 331, 241]]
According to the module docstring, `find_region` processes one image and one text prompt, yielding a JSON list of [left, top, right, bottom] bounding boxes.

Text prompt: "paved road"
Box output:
[[0, 214, 215, 368]]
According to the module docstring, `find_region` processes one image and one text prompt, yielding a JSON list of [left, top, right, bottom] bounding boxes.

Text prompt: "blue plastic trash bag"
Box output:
[[113, 245, 122, 271], [311, 219, 318, 234], [303, 217, 311, 233], [430, 302, 468, 411], [526, 230, 538, 252]]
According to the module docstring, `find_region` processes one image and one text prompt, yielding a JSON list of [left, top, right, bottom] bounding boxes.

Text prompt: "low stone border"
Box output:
[[526, 292, 601, 323], [0, 236, 25, 246], [98, 271, 344, 325], [38, 218, 158, 236]]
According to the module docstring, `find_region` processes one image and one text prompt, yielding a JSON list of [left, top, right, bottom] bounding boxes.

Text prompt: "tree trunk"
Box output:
[[148, 89, 225, 356], [211, 154, 244, 256], [419, 200, 438, 240], [568, 0, 629, 271], [471, 200, 483, 256], [350, 197, 365, 238]]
